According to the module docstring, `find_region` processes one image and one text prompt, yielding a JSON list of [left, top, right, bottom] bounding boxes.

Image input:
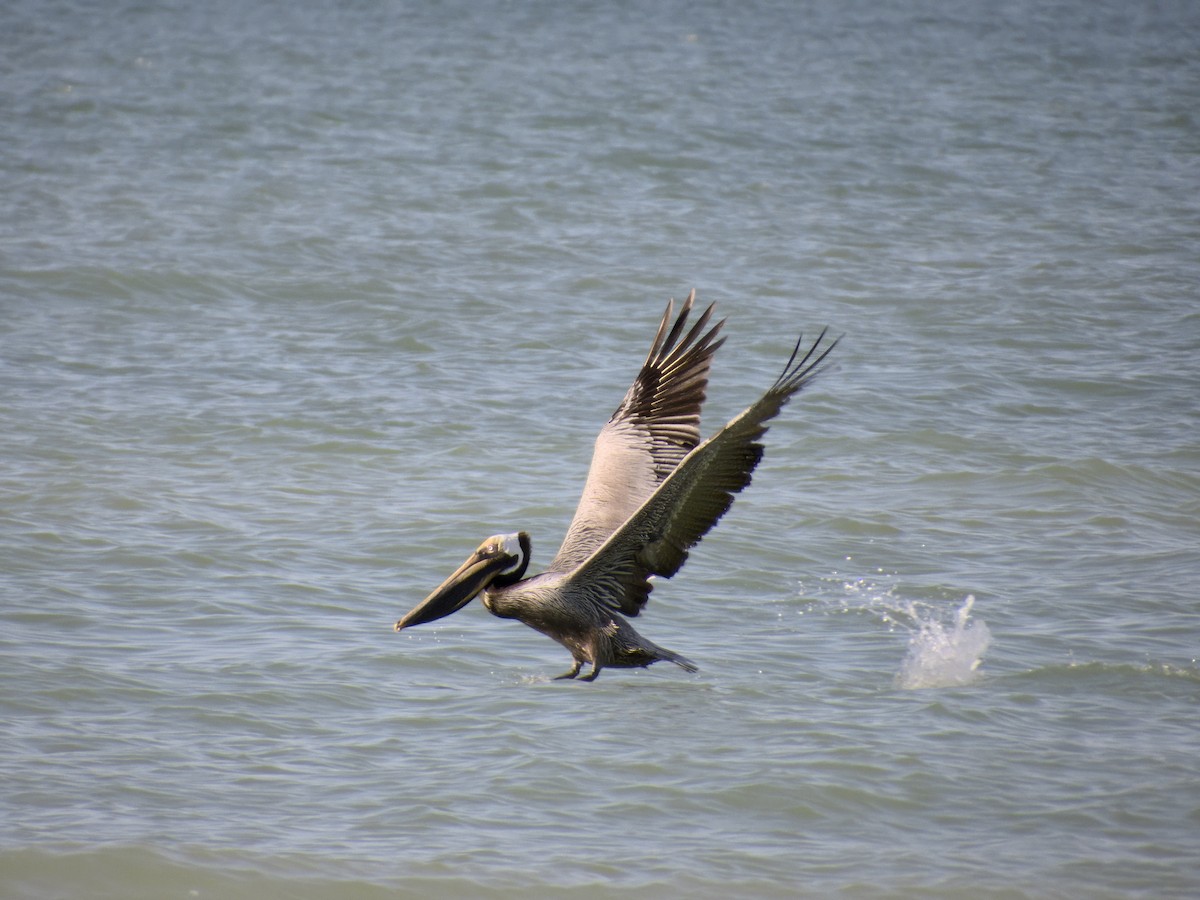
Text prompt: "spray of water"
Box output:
[[826, 576, 991, 689], [892, 595, 991, 689]]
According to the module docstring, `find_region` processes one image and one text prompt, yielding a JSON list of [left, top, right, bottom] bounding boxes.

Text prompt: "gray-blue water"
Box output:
[[3, 1, 1198, 897]]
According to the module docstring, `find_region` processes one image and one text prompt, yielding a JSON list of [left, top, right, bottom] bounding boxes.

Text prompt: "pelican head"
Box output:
[[394, 532, 531, 631]]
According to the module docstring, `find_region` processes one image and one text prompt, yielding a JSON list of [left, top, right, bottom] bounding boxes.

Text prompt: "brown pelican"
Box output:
[[394, 291, 838, 681]]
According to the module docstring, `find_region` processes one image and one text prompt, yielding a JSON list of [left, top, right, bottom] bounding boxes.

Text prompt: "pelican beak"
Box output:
[[394, 539, 522, 631]]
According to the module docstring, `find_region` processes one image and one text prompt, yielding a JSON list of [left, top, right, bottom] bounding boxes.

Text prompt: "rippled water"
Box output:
[[3, 0, 1199, 897]]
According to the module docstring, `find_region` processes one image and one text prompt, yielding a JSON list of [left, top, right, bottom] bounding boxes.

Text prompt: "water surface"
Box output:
[[3, 0, 1198, 897]]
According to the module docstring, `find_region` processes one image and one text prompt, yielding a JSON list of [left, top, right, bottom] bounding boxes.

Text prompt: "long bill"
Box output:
[[394, 545, 517, 631]]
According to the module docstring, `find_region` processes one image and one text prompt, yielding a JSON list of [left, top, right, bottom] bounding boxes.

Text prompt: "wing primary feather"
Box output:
[[774, 327, 840, 394], [656, 289, 697, 361], [641, 298, 676, 370], [661, 301, 716, 368], [642, 290, 696, 371]]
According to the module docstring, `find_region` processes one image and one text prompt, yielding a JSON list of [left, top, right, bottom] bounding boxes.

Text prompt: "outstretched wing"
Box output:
[[559, 327, 839, 616], [547, 290, 725, 573]]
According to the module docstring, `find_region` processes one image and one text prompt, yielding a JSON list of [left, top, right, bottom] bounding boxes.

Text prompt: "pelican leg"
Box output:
[[579, 664, 603, 682], [554, 659, 583, 680]]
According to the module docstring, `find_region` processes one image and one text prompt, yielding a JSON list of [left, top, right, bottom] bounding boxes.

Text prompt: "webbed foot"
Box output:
[[554, 659, 583, 680]]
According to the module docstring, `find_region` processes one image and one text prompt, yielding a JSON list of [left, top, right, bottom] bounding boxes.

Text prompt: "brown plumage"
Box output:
[[394, 290, 838, 681]]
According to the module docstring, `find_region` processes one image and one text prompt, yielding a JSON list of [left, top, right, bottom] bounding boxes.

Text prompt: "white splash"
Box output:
[[815, 577, 992, 689], [893, 595, 991, 690]]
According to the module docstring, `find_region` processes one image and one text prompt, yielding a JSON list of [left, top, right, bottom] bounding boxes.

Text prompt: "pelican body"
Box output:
[[395, 291, 838, 681]]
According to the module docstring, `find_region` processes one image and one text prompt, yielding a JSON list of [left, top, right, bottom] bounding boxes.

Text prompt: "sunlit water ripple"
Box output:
[[3, 0, 1198, 897]]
